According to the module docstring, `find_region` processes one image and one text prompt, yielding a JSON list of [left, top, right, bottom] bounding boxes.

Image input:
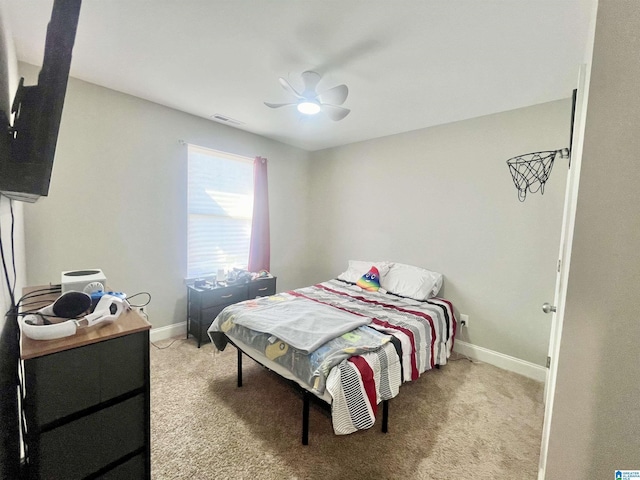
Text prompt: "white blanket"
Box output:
[[231, 297, 371, 354]]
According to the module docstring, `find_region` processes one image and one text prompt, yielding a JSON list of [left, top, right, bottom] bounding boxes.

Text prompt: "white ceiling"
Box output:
[[3, 0, 594, 151]]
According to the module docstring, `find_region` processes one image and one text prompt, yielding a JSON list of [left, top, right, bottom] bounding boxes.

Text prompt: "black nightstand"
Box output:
[[187, 277, 277, 347]]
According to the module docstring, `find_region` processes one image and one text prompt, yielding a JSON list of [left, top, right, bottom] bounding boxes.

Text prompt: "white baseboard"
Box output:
[[150, 321, 187, 343], [453, 340, 547, 383]]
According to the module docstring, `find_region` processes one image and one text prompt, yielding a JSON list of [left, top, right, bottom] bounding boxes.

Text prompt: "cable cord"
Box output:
[[8, 198, 16, 298], [151, 338, 184, 350], [0, 196, 24, 466], [18, 344, 29, 465], [16, 286, 62, 307], [126, 291, 151, 309], [0, 198, 16, 308], [130, 296, 187, 350]]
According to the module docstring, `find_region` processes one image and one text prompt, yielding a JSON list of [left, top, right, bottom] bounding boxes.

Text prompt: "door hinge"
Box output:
[[557, 259, 562, 273], [546, 356, 551, 368]]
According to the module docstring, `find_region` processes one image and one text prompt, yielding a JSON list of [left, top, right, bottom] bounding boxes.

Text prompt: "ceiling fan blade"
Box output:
[[321, 104, 350, 121], [264, 102, 295, 109], [301, 71, 321, 95], [317, 85, 348, 106], [278, 77, 303, 99]]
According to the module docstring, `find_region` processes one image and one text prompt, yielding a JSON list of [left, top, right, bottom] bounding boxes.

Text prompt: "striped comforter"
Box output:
[[208, 279, 456, 435]]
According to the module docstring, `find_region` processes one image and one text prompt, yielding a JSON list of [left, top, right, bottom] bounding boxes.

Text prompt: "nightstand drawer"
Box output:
[[201, 284, 248, 308], [248, 278, 276, 298], [189, 303, 235, 345], [201, 304, 232, 328]]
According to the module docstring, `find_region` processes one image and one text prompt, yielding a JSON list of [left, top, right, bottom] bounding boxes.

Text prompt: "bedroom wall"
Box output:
[[19, 62, 312, 331], [546, 1, 640, 476], [307, 99, 572, 366]]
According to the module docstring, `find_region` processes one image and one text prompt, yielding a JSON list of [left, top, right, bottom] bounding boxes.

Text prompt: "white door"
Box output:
[[537, 64, 590, 479]]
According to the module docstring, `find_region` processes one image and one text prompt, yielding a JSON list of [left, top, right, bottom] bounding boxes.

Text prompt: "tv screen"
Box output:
[[0, 1, 82, 476], [0, 0, 81, 202]]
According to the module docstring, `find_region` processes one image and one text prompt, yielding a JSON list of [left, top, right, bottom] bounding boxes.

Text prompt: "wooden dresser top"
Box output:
[[20, 286, 151, 360]]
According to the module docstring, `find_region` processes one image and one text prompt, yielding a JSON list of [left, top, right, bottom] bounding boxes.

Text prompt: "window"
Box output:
[[187, 145, 253, 278]]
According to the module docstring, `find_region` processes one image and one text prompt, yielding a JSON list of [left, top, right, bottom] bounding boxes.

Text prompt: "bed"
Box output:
[[208, 261, 457, 442]]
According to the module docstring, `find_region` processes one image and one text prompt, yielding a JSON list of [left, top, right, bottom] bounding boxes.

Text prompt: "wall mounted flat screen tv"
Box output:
[[0, 0, 81, 202], [1, 1, 81, 478]]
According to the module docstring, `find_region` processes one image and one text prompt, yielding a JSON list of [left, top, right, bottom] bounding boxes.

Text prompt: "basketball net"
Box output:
[[507, 149, 569, 202]]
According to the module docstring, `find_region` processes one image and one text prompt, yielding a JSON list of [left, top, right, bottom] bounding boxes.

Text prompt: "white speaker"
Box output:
[[61, 269, 107, 293]]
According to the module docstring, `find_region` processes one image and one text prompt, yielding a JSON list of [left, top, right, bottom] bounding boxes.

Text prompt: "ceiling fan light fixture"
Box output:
[[297, 101, 321, 115], [265, 71, 349, 121]]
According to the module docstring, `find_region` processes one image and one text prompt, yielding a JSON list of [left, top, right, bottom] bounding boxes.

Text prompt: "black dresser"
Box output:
[[187, 277, 277, 347], [20, 293, 152, 480]]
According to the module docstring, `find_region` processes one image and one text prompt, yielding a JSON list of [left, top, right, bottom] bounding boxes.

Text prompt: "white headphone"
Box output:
[[20, 292, 126, 341]]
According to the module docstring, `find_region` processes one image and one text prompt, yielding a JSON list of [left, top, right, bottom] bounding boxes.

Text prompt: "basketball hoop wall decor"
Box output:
[[507, 89, 577, 202], [507, 148, 570, 201]]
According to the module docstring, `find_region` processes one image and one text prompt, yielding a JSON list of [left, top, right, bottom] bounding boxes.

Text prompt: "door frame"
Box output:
[[537, 61, 592, 479]]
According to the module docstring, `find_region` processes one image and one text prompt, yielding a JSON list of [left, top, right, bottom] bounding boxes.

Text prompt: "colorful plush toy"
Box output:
[[356, 266, 381, 291]]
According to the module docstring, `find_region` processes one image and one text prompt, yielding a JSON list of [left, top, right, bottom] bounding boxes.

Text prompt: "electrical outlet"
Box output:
[[460, 314, 469, 327]]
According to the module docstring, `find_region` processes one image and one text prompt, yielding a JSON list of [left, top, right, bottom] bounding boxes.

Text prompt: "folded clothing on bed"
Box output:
[[229, 296, 372, 354]]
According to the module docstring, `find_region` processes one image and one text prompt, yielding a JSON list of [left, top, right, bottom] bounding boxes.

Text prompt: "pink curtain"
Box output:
[[248, 156, 270, 272]]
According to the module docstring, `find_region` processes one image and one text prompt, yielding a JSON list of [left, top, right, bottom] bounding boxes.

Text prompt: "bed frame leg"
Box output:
[[237, 348, 243, 388], [302, 391, 310, 445], [382, 400, 389, 433]]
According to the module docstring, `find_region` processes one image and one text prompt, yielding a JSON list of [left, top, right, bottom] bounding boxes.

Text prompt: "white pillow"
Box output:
[[337, 260, 393, 284], [380, 263, 443, 300]]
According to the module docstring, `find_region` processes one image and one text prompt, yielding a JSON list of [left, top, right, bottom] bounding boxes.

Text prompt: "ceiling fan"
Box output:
[[264, 71, 350, 121]]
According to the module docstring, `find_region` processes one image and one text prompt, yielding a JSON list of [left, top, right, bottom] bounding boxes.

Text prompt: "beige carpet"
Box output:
[[150, 337, 544, 479]]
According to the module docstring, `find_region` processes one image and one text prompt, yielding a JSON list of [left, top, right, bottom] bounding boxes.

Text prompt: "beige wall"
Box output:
[[308, 100, 572, 365], [546, 1, 640, 477], [20, 62, 312, 330], [20, 68, 575, 366]]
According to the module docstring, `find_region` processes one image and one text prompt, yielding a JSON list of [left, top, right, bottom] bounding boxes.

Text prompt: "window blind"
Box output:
[[187, 145, 253, 278]]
